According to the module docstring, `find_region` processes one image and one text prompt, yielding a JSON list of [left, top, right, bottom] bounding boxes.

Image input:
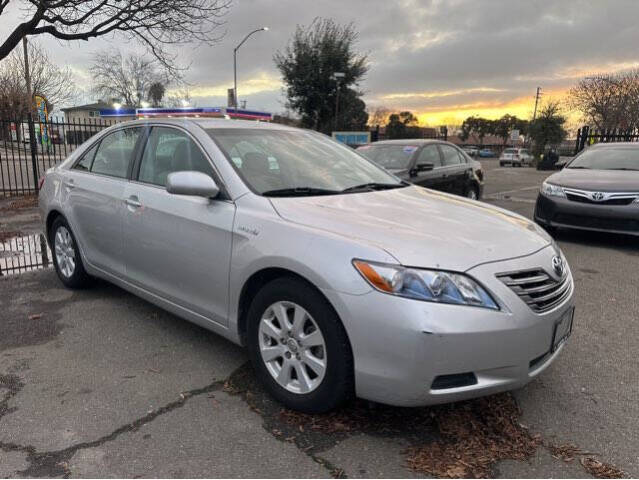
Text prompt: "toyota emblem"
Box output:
[[591, 192, 605, 201], [551, 256, 564, 277]]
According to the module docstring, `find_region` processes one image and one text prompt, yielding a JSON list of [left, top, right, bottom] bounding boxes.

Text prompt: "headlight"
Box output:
[[353, 260, 499, 310], [541, 181, 566, 198]]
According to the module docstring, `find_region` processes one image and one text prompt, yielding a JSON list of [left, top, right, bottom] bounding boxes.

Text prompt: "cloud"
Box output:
[[3, 0, 639, 121]]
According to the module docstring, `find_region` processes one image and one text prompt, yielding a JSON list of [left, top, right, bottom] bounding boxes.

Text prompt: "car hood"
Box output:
[[548, 169, 639, 191], [269, 186, 551, 271]]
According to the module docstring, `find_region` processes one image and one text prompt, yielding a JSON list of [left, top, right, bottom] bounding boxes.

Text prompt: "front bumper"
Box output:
[[534, 193, 639, 235], [321, 245, 574, 407]]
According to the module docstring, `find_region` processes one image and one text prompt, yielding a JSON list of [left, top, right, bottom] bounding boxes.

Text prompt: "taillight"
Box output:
[[38, 177, 45, 190]]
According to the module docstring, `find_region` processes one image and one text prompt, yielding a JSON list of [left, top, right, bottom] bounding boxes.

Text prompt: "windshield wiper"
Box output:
[[608, 167, 639, 171], [262, 187, 340, 197], [341, 182, 406, 193], [566, 166, 591, 169]]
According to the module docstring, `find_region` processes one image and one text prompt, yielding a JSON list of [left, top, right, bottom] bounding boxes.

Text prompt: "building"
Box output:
[[60, 102, 136, 123]]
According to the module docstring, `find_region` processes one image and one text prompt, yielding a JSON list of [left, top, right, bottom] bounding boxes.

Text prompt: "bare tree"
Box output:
[[368, 106, 391, 127], [0, 40, 76, 117], [90, 49, 172, 107], [166, 87, 195, 108], [569, 70, 639, 131], [0, 0, 230, 69]]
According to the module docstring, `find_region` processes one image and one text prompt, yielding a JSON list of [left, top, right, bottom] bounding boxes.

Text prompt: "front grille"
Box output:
[[497, 269, 571, 313], [553, 213, 639, 232], [565, 193, 635, 206]]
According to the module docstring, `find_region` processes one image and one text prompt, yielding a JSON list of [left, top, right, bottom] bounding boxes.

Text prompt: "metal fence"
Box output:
[[0, 233, 51, 276], [574, 126, 639, 155], [0, 115, 114, 196]]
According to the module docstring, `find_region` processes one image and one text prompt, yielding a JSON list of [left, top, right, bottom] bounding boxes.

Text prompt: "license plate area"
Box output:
[[552, 307, 574, 352]]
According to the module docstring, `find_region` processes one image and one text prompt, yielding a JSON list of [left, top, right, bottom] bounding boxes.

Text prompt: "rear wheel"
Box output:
[[246, 277, 354, 413], [50, 217, 91, 289], [465, 184, 479, 200]]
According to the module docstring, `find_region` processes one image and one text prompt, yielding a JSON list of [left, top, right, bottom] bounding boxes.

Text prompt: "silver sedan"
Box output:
[[39, 118, 575, 413]]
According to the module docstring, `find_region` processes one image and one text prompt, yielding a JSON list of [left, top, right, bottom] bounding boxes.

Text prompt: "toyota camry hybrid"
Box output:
[[535, 142, 639, 235], [39, 118, 575, 413]]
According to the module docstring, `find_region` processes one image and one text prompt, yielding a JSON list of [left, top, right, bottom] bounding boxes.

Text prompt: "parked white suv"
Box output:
[[500, 148, 533, 167]]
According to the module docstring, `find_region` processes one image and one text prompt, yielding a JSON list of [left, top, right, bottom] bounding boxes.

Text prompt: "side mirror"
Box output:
[[166, 171, 220, 198]]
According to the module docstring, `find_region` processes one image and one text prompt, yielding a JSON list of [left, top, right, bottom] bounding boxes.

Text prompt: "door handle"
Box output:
[[124, 196, 142, 208], [64, 179, 75, 189]]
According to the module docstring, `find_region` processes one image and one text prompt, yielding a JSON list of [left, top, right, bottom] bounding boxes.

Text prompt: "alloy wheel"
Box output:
[[54, 226, 76, 278], [258, 301, 327, 394]]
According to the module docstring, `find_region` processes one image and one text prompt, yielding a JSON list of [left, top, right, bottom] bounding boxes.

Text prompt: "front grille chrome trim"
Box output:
[[497, 268, 572, 313], [563, 187, 639, 205]]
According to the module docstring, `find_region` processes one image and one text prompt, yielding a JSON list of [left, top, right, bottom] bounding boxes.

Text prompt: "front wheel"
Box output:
[[50, 216, 91, 289], [246, 277, 354, 413]]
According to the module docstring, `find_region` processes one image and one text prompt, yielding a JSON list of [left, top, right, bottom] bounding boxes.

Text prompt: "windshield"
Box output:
[[207, 129, 404, 195], [568, 147, 639, 170], [357, 144, 418, 169], [503, 148, 518, 154]]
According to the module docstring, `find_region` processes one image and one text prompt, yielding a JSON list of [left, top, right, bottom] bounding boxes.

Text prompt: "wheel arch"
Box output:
[[45, 209, 64, 243], [236, 267, 352, 353]]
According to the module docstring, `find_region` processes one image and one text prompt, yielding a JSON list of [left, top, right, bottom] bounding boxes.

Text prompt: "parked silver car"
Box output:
[[39, 118, 575, 413], [500, 148, 534, 167]]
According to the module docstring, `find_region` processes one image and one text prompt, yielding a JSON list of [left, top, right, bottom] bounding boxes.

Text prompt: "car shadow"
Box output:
[[554, 228, 639, 255]]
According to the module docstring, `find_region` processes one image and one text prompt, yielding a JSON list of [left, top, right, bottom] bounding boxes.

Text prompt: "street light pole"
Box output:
[[331, 72, 345, 131], [233, 27, 268, 110]]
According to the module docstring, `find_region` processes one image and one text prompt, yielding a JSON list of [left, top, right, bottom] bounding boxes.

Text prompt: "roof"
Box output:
[[108, 117, 298, 131], [61, 102, 118, 112], [371, 139, 442, 145]]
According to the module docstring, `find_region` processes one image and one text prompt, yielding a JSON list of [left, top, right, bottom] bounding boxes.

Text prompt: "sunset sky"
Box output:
[[2, 0, 639, 126]]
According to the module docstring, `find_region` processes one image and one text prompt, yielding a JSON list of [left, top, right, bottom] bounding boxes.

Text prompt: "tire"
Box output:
[[246, 277, 354, 413], [465, 184, 479, 200], [499, 161, 505, 167], [50, 216, 92, 289]]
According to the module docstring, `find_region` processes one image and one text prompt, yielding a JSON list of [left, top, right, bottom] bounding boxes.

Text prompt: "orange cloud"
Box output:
[[409, 88, 572, 126]]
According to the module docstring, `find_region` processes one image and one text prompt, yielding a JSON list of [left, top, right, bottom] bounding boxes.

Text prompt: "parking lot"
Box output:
[[1, 160, 637, 478]]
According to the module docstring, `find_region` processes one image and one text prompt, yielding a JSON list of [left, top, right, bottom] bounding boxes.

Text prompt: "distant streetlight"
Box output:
[[233, 27, 269, 110], [332, 72, 345, 131]]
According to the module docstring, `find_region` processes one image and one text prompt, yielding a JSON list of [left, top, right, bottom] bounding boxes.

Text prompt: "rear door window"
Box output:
[[439, 145, 462, 166], [90, 128, 142, 179], [416, 145, 442, 167], [74, 142, 99, 171]]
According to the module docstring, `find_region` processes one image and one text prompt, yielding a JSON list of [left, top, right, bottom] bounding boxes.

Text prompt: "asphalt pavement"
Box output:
[[0, 160, 637, 478]]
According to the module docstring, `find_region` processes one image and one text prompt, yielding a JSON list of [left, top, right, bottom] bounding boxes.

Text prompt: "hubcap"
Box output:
[[258, 301, 327, 394], [54, 226, 76, 278]]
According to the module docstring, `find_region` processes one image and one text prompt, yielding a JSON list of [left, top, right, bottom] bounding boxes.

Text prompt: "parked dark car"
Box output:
[[357, 140, 484, 199], [534, 143, 639, 236]]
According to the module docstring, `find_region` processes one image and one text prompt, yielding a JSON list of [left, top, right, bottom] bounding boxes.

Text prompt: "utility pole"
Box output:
[[23, 36, 39, 192], [532, 86, 542, 122], [332, 72, 345, 131], [22, 37, 33, 101], [526, 86, 542, 148]]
